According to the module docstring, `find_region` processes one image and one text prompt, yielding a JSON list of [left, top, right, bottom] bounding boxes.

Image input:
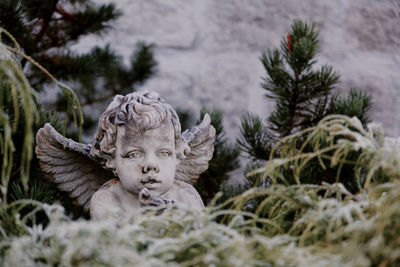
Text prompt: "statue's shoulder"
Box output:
[[173, 179, 195, 191], [172, 180, 204, 208], [90, 178, 120, 220], [91, 178, 119, 201]]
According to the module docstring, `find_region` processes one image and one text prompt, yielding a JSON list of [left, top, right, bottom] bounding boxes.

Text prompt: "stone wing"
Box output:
[[35, 123, 114, 211], [175, 114, 216, 184]]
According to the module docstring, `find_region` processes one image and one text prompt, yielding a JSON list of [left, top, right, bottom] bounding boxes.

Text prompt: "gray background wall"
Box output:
[[72, 0, 400, 171]]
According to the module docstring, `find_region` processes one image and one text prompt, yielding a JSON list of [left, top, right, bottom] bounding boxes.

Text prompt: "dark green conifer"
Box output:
[[238, 20, 372, 192], [0, 0, 156, 131]]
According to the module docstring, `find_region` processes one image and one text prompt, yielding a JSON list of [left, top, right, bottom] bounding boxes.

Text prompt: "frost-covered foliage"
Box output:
[[1, 176, 400, 266], [0, 202, 365, 266], [250, 114, 400, 189]]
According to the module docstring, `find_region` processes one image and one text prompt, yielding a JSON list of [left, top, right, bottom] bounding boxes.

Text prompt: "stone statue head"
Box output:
[[90, 91, 190, 196]]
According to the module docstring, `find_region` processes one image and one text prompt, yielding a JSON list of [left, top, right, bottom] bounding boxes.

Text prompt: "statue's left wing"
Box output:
[[36, 123, 114, 211], [175, 114, 216, 184]]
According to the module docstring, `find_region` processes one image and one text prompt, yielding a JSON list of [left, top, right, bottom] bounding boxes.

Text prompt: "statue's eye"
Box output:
[[127, 151, 142, 159], [158, 150, 172, 157]]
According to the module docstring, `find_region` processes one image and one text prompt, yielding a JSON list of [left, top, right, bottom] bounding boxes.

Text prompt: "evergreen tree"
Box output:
[[0, 84, 86, 220], [0, 0, 157, 131], [238, 20, 372, 192]]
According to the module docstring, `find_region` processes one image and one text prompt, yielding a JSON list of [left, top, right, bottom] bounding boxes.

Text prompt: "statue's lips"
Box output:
[[141, 176, 160, 189]]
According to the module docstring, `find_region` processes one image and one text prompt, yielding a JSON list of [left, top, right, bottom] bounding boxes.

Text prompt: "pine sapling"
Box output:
[[238, 19, 372, 192]]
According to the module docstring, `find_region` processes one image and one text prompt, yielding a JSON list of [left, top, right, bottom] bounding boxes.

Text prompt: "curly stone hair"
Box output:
[[90, 91, 184, 171]]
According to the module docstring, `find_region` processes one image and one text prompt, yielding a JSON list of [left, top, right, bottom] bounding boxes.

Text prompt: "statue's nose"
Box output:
[[142, 159, 159, 173]]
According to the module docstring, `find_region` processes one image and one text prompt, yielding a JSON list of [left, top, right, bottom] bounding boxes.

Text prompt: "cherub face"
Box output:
[[113, 119, 178, 196]]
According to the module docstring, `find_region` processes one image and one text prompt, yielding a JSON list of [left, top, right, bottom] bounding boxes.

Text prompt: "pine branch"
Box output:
[[237, 113, 274, 160]]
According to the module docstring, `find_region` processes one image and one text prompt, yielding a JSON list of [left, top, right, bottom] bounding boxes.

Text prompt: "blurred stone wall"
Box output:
[[73, 0, 400, 140]]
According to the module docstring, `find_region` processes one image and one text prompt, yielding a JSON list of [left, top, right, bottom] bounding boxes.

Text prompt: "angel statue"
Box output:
[[36, 91, 215, 220]]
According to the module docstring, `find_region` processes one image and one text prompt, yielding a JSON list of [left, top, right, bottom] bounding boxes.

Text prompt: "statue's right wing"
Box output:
[[35, 123, 114, 211], [175, 114, 216, 184]]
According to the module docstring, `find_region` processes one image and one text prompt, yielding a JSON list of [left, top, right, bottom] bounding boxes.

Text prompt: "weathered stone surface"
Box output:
[[346, 0, 400, 52], [72, 0, 400, 147]]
